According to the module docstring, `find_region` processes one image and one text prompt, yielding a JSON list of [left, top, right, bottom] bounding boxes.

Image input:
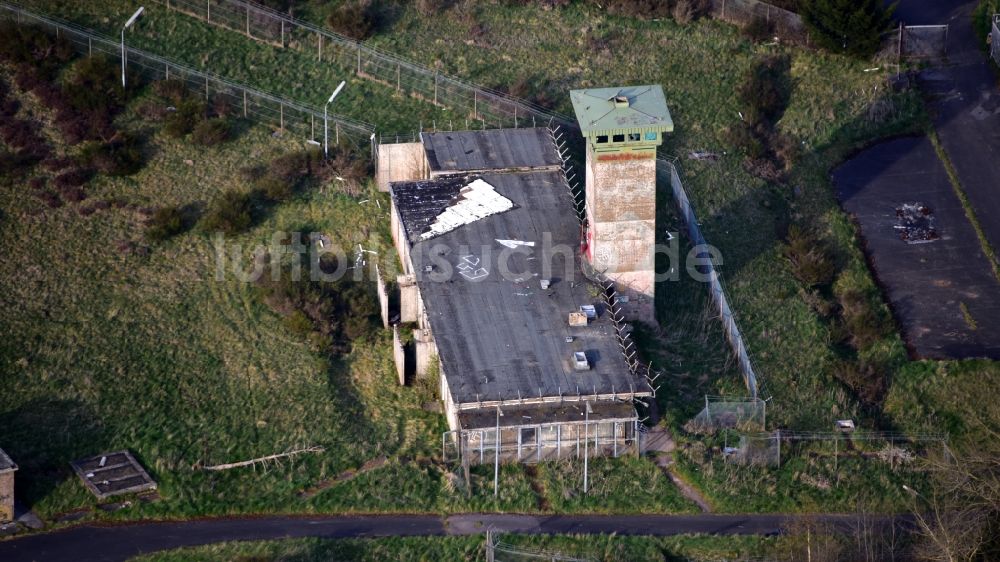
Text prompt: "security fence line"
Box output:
[[729, 429, 949, 468], [689, 395, 767, 432], [0, 2, 375, 149], [152, 0, 575, 131], [660, 158, 767, 400]]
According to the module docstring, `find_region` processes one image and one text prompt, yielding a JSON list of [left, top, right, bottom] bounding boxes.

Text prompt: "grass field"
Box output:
[[131, 534, 778, 562], [5, 0, 997, 520]]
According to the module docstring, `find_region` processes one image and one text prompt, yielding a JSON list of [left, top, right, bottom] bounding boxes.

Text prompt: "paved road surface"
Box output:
[[0, 513, 891, 562], [898, 0, 1000, 253]]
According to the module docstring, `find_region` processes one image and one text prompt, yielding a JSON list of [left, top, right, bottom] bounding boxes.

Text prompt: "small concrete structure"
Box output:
[[570, 85, 673, 321], [0, 448, 16, 523], [376, 142, 426, 192], [70, 451, 157, 500]]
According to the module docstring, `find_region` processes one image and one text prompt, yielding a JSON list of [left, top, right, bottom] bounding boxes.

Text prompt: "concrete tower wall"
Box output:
[[585, 146, 657, 321]]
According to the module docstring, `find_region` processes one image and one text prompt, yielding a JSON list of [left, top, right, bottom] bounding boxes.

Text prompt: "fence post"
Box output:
[[473, 90, 478, 120], [721, 0, 726, 18], [336, 122, 339, 145], [246, 4, 250, 38], [357, 44, 362, 75], [280, 20, 284, 48], [205, 75, 210, 101], [88, 37, 92, 56], [206, 0, 210, 22], [898, 22, 903, 65], [243, 90, 247, 118], [318, 33, 322, 61], [280, 102, 284, 131], [434, 72, 438, 106], [396, 63, 401, 92]]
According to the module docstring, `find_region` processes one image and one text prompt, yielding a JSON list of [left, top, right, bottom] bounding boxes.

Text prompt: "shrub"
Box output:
[[802, 0, 893, 59], [603, 0, 671, 19], [201, 189, 255, 235], [672, 0, 710, 24], [255, 176, 295, 202], [836, 288, 891, 350], [64, 56, 127, 114], [80, 135, 146, 177], [0, 98, 19, 118], [831, 360, 886, 407], [163, 99, 206, 138], [267, 150, 314, 184], [784, 225, 836, 288], [210, 93, 234, 118], [153, 79, 190, 105], [54, 168, 93, 190], [739, 55, 791, 128], [743, 16, 773, 43], [191, 118, 232, 146], [326, 0, 376, 40], [145, 205, 187, 242], [255, 253, 379, 353]]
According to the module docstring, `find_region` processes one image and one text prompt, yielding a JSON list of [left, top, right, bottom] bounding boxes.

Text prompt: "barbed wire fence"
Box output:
[[726, 430, 950, 469], [152, 0, 574, 131], [0, 2, 375, 151]]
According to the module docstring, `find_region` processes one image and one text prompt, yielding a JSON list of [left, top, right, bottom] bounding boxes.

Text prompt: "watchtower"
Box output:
[[570, 85, 673, 321]]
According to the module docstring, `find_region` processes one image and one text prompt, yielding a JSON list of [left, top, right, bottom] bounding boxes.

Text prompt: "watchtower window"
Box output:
[[628, 133, 641, 142], [612, 134, 625, 143], [644, 131, 658, 141], [596, 135, 608, 144]]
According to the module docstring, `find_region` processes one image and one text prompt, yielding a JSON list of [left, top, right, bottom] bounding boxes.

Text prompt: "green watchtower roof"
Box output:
[[570, 85, 673, 136]]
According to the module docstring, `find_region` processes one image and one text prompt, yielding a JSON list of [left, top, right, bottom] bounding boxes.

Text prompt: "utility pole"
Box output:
[[494, 406, 503, 496], [324, 81, 346, 158], [121, 7, 144, 88]]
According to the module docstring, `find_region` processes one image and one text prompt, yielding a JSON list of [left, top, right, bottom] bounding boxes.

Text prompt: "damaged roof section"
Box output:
[[421, 128, 563, 176], [420, 178, 515, 241]]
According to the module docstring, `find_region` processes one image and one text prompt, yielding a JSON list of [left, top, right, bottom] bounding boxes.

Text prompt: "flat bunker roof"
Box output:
[[391, 166, 647, 407], [421, 128, 563, 175]]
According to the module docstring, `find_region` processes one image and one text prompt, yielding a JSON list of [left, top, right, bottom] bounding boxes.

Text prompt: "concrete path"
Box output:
[[0, 513, 900, 562]]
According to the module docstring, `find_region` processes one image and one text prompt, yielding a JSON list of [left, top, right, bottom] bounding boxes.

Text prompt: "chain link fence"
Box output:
[[727, 430, 949, 468], [660, 159, 766, 400], [0, 2, 375, 150], [688, 396, 766, 433], [707, 0, 808, 44], [154, 0, 574, 130], [486, 531, 594, 562], [881, 24, 949, 62]]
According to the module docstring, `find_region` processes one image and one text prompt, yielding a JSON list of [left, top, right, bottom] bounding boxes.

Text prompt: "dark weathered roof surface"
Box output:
[[458, 401, 636, 429], [0, 448, 16, 472], [421, 128, 563, 175], [392, 169, 647, 406]]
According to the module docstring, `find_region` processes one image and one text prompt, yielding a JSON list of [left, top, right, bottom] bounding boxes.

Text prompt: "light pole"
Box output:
[[493, 405, 503, 497], [121, 7, 144, 88], [583, 401, 592, 494], [324, 80, 346, 158]]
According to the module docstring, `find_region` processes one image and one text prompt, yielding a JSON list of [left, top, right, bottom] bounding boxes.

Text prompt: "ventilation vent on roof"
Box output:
[[612, 94, 630, 108]]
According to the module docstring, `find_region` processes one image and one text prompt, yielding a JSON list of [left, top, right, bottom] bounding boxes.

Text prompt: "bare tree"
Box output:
[[907, 430, 1000, 562]]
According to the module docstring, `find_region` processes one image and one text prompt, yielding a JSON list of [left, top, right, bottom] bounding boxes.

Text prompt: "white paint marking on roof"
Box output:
[[496, 239, 535, 248], [420, 178, 514, 240]]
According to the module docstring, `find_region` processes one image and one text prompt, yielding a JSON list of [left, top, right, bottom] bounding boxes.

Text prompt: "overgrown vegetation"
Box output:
[[801, 0, 895, 59]]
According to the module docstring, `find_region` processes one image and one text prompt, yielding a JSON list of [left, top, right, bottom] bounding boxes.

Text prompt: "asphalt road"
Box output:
[[899, 0, 1000, 256], [834, 137, 1000, 358], [0, 513, 885, 562]]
